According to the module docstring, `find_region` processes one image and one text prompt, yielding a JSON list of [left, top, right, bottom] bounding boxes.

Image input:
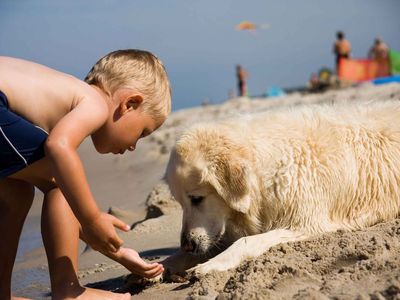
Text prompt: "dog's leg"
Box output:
[[190, 229, 308, 275], [162, 251, 208, 275]]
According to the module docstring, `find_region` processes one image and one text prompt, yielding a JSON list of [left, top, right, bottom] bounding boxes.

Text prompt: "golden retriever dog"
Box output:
[[165, 100, 400, 275]]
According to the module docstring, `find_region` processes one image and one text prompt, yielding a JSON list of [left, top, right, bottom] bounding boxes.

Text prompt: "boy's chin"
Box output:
[[93, 144, 108, 154], [91, 137, 108, 154]]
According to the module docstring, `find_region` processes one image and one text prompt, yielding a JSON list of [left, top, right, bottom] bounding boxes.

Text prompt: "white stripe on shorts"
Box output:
[[35, 125, 49, 135], [0, 126, 28, 166]]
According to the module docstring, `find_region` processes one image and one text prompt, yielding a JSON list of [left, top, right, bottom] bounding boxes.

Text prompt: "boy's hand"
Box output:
[[113, 247, 164, 278], [81, 212, 130, 254]]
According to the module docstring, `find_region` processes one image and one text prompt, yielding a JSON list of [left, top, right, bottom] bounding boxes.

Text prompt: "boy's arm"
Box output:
[[45, 93, 128, 253]]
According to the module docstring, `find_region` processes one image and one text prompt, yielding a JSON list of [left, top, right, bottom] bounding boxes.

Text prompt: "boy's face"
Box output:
[[91, 89, 164, 154]]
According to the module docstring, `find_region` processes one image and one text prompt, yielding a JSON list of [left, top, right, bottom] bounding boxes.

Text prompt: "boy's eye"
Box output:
[[189, 195, 204, 206]]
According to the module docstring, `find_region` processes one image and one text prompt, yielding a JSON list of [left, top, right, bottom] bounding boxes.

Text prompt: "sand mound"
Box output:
[[190, 219, 400, 299]]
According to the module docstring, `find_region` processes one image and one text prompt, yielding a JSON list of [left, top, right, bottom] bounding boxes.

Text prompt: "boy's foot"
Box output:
[[54, 287, 130, 300], [116, 247, 164, 278]]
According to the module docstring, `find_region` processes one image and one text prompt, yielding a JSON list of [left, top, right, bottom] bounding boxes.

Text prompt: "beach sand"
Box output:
[[13, 82, 400, 299]]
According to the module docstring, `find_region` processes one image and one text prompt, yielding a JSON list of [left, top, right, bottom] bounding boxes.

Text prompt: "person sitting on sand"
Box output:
[[0, 49, 171, 300], [333, 31, 351, 73]]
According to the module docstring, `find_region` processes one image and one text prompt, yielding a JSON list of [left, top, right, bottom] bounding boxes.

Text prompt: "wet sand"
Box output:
[[13, 82, 400, 299]]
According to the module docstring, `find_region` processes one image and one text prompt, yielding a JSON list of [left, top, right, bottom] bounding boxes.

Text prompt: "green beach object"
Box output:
[[389, 49, 400, 75]]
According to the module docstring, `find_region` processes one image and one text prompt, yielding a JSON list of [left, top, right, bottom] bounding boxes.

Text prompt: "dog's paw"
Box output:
[[187, 260, 224, 277], [188, 249, 243, 276]]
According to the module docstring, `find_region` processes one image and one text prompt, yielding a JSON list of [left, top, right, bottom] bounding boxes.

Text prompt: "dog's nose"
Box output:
[[181, 236, 196, 252]]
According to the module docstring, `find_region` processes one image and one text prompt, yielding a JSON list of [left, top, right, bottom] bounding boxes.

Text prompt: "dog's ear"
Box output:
[[202, 146, 254, 214]]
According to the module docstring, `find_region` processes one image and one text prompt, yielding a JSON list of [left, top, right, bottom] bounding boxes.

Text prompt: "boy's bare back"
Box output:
[[0, 56, 106, 133]]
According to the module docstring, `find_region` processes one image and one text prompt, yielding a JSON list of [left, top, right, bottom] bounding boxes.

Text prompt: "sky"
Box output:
[[1, 0, 399, 110]]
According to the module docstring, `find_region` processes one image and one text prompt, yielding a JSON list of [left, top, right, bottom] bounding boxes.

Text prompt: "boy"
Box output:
[[0, 49, 171, 299]]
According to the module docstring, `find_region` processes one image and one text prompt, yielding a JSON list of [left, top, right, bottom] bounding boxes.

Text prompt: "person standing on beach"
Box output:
[[368, 37, 389, 61], [333, 31, 351, 73], [368, 37, 390, 78], [236, 64, 249, 97], [0, 49, 170, 300]]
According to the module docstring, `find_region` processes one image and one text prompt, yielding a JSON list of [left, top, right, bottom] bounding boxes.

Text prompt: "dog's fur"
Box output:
[[166, 100, 400, 274]]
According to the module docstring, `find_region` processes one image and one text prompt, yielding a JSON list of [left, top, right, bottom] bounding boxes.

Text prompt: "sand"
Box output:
[[13, 82, 400, 299]]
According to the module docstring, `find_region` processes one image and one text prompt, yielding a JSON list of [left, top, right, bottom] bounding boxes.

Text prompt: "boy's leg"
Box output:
[[41, 188, 81, 296], [41, 188, 130, 300], [0, 178, 34, 299]]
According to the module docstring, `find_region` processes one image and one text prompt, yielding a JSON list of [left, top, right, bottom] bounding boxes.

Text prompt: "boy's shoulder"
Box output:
[[0, 56, 108, 132]]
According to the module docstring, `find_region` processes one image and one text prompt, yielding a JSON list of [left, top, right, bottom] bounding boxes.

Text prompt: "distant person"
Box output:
[[368, 37, 389, 61], [368, 37, 390, 78], [0, 50, 171, 299], [333, 31, 351, 73], [236, 65, 249, 97]]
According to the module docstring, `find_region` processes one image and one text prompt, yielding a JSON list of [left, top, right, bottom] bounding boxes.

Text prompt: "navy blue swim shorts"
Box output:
[[0, 90, 48, 179]]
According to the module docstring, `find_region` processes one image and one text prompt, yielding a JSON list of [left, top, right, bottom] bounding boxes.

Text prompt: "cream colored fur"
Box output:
[[166, 100, 400, 274]]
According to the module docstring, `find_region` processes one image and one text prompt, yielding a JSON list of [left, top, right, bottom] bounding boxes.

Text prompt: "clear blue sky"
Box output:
[[1, 0, 399, 110]]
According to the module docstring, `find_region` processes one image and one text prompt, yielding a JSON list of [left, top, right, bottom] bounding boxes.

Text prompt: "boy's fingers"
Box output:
[[131, 264, 163, 278], [143, 264, 164, 275], [107, 243, 118, 253], [110, 235, 124, 251], [137, 260, 161, 271], [137, 265, 160, 277], [154, 267, 165, 277], [111, 216, 131, 231], [143, 265, 164, 278]]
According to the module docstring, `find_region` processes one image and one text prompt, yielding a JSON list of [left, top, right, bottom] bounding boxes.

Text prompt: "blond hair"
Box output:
[[85, 49, 172, 122]]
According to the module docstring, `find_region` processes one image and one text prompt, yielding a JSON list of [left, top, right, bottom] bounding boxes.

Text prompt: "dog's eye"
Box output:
[[189, 195, 204, 206]]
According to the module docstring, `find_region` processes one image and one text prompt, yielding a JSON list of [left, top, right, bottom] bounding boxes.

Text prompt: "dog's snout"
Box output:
[[181, 234, 197, 252]]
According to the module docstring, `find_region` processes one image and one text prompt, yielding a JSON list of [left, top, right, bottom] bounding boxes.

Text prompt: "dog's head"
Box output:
[[166, 124, 259, 255]]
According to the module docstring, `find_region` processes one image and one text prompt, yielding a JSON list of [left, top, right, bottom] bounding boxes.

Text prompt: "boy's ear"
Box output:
[[120, 94, 143, 115]]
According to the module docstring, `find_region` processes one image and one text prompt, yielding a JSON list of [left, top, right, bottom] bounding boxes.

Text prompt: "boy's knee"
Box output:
[[43, 187, 63, 203], [0, 178, 34, 213]]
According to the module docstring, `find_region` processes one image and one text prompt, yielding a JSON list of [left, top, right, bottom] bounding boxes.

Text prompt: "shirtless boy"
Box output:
[[0, 49, 171, 299]]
